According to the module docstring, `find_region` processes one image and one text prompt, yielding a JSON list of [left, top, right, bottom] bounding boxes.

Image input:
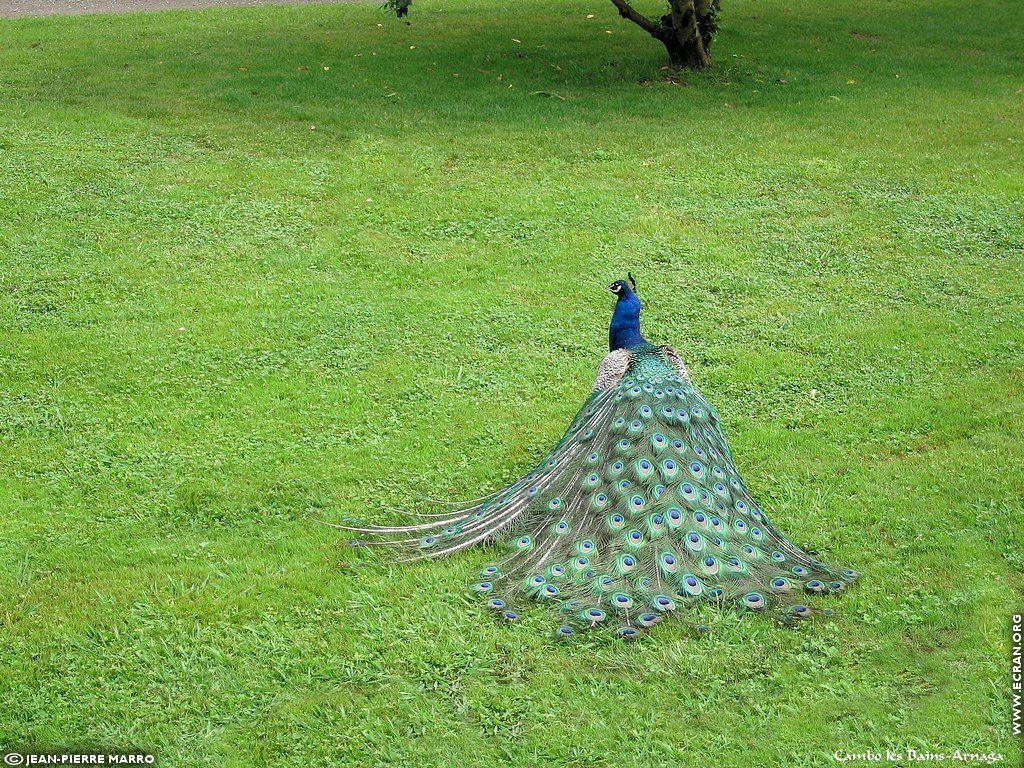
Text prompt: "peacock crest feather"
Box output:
[[338, 278, 859, 637]]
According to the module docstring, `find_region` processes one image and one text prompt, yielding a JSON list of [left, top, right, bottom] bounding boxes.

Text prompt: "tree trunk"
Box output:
[[610, 0, 720, 70]]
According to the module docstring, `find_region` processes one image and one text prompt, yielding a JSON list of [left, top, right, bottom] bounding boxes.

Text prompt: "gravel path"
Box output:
[[0, 0, 363, 18]]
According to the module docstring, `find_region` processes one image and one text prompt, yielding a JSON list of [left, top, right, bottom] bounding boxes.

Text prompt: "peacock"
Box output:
[[340, 276, 859, 638]]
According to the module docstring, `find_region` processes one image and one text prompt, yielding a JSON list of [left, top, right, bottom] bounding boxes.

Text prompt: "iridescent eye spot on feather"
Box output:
[[584, 608, 607, 624], [694, 512, 707, 525], [685, 532, 705, 552], [681, 575, 703, 596], [613, 417, 628, 431], [639, 405, 653, 419], [546, 459, 558, 469], [735, 499, 748, 512], [420, 536, 437, 547], [617, 439, 632, 453], [661, 405, 675, 419], [516, 536, 534, 550], [743, 544, 757, 556], [578, 539, 597, 554], [661, 459, 678, 479], [842, 568, 859, 579], [474, 582, 493, 593], [734, 519, 747, 532], [750, 528, 764, 541], [630, 494, 646, 512], [638, 613, 661, 628], [629, 420, 644, 434], [611, 461, 625, 475], [727, 556, 744, 572], [771, 577, 792, 592], [672, 438, 685, 450], [581, 428, 595, 441], [542, 584, 560, 598], [548, 497, 563, 510], [503, 610, 520, 622], [549, 564, 566, 578], [698, 489, 712, 506], [616, 627, 641, 640], [712, 466, 725, 478], [713, 482, 728, 496], [618, 479, 632, 492], [573, 556, 590, 571], [597, 574, 615, 590], [586, 473, 601, 487], [630, 387, 642, 397], [791, 604, 812, 618], [617, 555, 638, 573], [653, 595, 676, 611], [710, 517, 724, 532], [642, 383, 654, 393], [806, 580, 826, 593], [528, 575, 546, 588], [680, 483, 697, 501], [667, 507, 683, 526], [527, 486, 540, 497], [689, 461, 705, 478], [607, 514, 626, 531], [487, 598, 505, 611], [653, 484, 666, 498], [693, 444, 705, 456], [654, 388, 665, 397], [586, 452, 601, 466], [830, 581, 845, 592], [660, 552, 679, 572], [744, 593, 766, 610], [480, 566, 500, 576], [592, 493, 609, 508], [651, 433, 667, 451], [702, 556, 720, 576], [771, 551, 785, 562], [553, 521, 570, 535], [792, 565, 809, 576], [627, 530, 644, 546], [613, 593, 634, 610]]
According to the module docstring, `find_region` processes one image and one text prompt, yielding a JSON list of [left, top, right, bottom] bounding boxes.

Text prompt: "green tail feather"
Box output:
[[352, 343, 858, 636]]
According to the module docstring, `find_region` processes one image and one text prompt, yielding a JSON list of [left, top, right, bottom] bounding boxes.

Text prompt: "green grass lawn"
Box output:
[[1, 0, 1022, 765]]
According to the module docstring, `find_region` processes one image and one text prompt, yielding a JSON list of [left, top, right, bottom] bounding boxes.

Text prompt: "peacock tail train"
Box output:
[[340, 282, 859, 638]]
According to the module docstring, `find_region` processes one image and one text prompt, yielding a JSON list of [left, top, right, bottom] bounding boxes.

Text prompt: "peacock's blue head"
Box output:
[[608, 273, 646, 351], [608, 278, 634, 298]]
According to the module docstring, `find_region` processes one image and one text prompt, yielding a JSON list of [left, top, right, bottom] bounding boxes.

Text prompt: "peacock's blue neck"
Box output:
[[609, 292, 647, 351]]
